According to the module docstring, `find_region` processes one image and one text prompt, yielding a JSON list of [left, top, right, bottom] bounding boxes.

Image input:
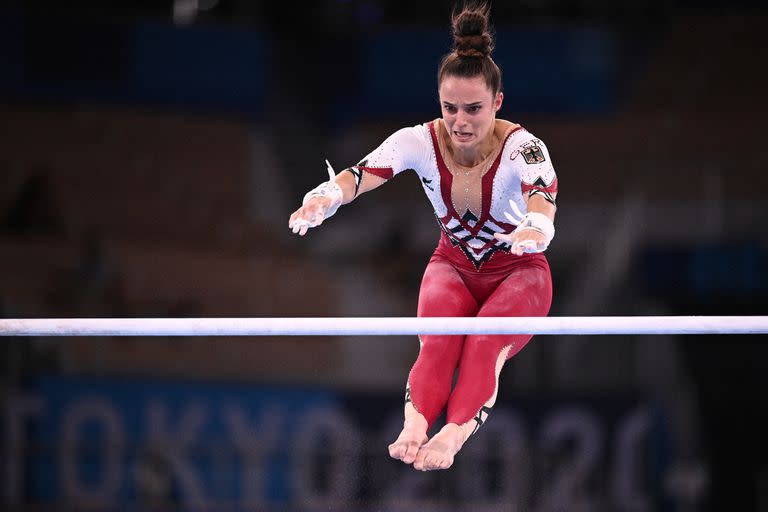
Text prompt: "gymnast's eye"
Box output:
[[443, 103, 457, 114]]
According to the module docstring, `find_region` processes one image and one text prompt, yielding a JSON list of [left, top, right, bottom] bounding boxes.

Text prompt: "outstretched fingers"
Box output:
[[494, 229, 546, 255], [288, 205, 324, 236]]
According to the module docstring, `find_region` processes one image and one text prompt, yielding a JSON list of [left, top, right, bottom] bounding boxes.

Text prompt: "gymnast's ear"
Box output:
[[494, 91, 503, 112]]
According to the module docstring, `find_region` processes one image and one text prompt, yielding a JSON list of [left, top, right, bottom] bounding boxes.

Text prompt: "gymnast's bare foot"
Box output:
[[412, 423, 467, 471], [388, 403, 428, 464]]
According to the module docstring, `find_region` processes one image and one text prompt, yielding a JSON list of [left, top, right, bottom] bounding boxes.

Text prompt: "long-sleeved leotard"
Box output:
[[351, 119, 558, 434]]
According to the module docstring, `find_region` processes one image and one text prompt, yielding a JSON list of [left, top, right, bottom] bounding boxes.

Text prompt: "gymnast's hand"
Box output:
[[494, 196, 556, 255], [494, 228, 548, 256], [289, 196, 332, 236]]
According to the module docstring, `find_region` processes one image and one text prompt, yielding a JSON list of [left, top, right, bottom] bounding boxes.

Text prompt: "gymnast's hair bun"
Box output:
[[452, 4, 494, 59]]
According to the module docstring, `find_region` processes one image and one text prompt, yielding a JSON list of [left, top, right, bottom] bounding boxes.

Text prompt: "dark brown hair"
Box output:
[[437, 2, 502, 95]]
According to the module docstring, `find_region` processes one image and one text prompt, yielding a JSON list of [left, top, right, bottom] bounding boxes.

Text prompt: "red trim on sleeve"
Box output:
[[357, 166, 394, 180], [521, 177, 558, 196]]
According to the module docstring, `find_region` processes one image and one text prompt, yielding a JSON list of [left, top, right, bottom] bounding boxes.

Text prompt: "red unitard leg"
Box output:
[[446, 261, 552, 434], [408, 255, 479, 430]]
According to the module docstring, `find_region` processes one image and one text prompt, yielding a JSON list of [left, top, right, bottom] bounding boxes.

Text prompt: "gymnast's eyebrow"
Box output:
[[442, 101, 484, 107]]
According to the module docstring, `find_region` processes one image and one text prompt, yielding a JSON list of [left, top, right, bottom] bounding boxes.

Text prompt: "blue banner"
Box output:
[[6, 376, 672, 511]]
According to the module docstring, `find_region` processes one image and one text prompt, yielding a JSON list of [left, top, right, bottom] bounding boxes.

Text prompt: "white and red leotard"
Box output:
[[352, 119, 558, 434]]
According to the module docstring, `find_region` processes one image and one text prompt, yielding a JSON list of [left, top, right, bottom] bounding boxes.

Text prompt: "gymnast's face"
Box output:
[[439, 75, 503, 152]]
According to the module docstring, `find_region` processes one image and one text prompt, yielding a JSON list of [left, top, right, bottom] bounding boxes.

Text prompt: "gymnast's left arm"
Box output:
[[500, 194, 557, 256], [494, 139, 559, 255]]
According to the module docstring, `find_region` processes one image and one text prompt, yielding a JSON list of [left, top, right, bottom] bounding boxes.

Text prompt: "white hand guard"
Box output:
[[502, 199, 555, 253], [300, 160, 344, 225]]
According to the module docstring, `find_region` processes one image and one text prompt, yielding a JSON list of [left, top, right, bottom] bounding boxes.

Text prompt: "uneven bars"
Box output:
[[0, 316, 767, 336]]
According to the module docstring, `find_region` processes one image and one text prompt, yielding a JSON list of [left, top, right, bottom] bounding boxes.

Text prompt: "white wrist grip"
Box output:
[[516, 212, 555, 249], [303, 179, 343, 220]]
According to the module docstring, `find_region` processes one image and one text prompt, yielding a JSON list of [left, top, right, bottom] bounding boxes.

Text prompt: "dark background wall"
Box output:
[[1, 1, 767, 511]]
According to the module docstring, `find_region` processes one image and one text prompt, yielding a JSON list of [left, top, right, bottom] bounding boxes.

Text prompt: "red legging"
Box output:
[[408, 250, 552, 432]]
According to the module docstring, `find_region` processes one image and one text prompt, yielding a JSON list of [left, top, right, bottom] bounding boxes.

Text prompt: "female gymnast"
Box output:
[[289, 3, 558, 471]]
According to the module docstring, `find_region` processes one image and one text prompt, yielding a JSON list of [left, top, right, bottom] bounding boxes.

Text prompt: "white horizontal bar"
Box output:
[[0, 316, 767, 336]]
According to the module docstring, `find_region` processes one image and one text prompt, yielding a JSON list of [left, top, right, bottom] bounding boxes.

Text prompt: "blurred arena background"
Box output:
[[1, 1, 767, 511]]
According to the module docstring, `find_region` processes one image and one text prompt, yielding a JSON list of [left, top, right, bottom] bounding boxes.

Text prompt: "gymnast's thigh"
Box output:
[[417, 257, 478, 317], [472, 262, 552, 361], [478, 262, 552, 318]]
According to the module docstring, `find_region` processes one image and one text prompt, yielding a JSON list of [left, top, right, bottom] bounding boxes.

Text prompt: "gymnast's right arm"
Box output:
[[288, 165, 387, 236], [289, 126, 425, 236]]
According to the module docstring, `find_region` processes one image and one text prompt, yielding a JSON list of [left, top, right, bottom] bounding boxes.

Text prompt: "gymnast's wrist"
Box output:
[[518, 212, 555, 245], [303, 179, 343, 219]]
